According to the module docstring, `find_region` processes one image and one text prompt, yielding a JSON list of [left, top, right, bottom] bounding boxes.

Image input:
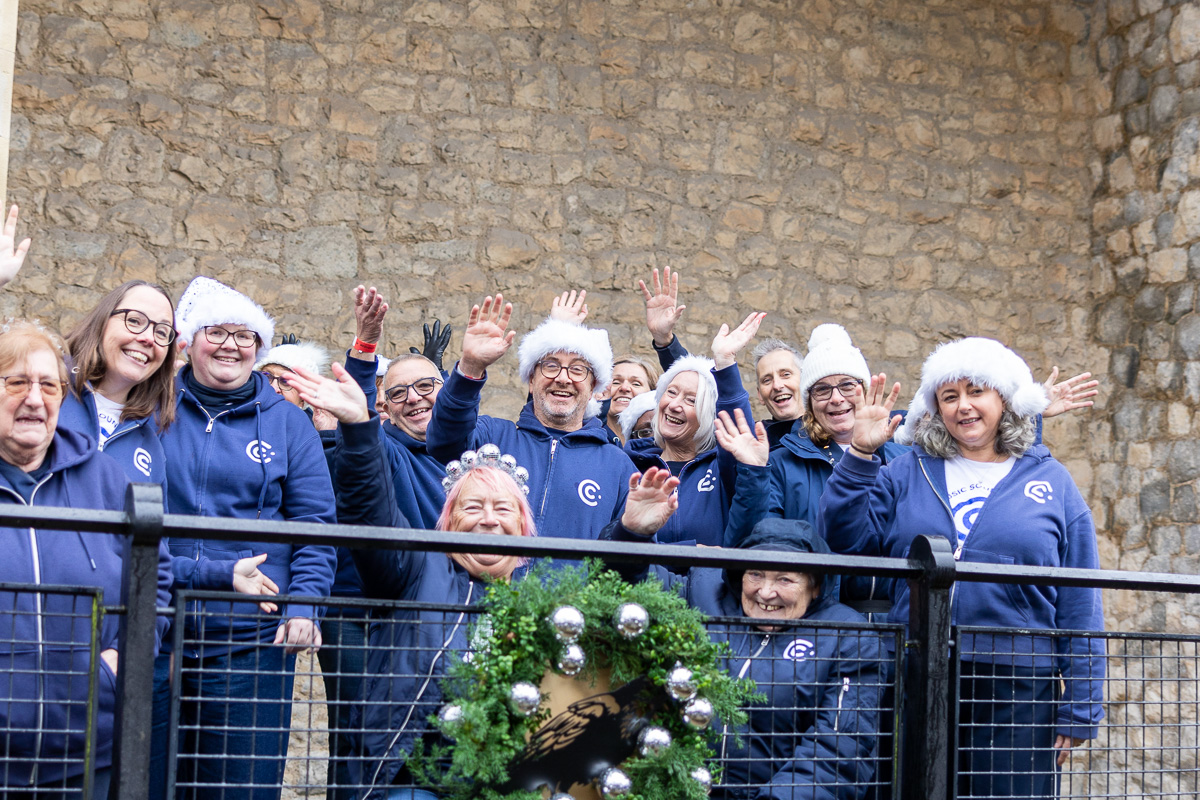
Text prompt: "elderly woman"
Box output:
[[155, 277, 337, 800], [0, 320, 171, 799], [606, 411, 883, 800], [617, 390, 657, 443], [291, 362, 536, 800], [822, 337, 1105, 799], [58, 280, 179, 485], [604, 354, 660, 443], [622, 314, 763, 547]]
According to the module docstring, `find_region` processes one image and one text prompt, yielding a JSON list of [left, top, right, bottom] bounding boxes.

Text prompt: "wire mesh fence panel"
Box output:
[[0, 583, 103, 799]]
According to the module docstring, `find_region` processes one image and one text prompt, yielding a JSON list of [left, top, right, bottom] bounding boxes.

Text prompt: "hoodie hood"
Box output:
[[726, 517, 840, 613]]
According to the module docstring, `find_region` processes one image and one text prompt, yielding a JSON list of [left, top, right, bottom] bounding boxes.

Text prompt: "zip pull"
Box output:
[[953, 543, 964, 560], [205, 415, 216, 433], [834, 676, 850, 731]]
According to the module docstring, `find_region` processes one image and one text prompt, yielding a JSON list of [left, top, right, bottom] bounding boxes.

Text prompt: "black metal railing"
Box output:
[[2, 483, 1200, 799]]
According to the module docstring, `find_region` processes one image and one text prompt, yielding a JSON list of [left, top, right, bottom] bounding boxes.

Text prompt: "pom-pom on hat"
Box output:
[[176, 276, 276, 360], [893, 337, 1049, 446], [618, 390, 659, 441], [518, 318, 613, 398], [799, 324, 870, 409], [256, 341, 330, 377]]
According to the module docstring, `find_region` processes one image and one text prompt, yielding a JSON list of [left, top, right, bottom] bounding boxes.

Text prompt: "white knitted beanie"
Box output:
[[618, 390, 659, 440], [256, 342, 330, 377], [518, 318, 613, 398], [176, 276, 276, 359], [894, 337, 1049, 446], [798, 324, 870, 409]]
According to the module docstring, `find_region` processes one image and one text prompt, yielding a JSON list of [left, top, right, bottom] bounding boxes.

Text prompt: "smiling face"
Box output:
[[0, 349, 65, 472], [260, 364, 303, 408], [530, 351, 596, 431], [446, 470, 529, 580], [384, 358, 442, 441], [607, 362, 653, 421], [740, 569, 818, 630], [808, 373, 860, 445], [188, 323, 259, 391], [656, 371, 700, 454], [95, 285, 174, 403], [936, 379, 1005, 460], [756, 349, 803, 422]]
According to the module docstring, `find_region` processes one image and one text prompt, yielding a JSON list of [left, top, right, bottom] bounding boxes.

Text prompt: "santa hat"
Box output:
[[894, 337, 1048, 446], [256, 341, 330, 377], [799, 324, 870, 408], [176, 276, 276, 359], [618, 390, 659, 441], [518, 319, 613, 398], [376, 355, 392, 378]]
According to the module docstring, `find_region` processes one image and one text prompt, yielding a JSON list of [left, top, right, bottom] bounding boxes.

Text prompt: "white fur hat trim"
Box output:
[[799, 323, 870, 407], [376, 355, 392, 378], [618, 390, 659, 440], [518, 318, 613, 397], [256, 342, 330, 377], [176, 276, 276, 360], [655, 355, 717, 404], [894, 337, 1049, 446]]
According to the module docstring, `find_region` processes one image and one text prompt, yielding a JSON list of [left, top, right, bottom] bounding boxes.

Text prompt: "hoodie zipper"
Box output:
[[195, 405, 232, 516], [917, 457, 961, 617], [834, 676, 851, 732], [721, 634, 772, 763], [537, 439, 558, 520]]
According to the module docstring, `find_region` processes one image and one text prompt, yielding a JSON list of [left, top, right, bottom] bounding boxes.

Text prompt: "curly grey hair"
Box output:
[[912, 405, 1037, 459]]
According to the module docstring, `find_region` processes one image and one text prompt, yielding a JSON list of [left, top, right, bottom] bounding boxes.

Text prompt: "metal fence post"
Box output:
[[903, 533, 956, 800], [112, 482, 164, 800]]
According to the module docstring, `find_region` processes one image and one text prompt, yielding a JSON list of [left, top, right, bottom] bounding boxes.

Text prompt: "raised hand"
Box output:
[[0, 205, 31, 289], [1043, 367, 1099, 418], [620, 467, 681, 536], [714, 409, 768, 467], [354, 285, 389, 347], [410, 319, 453, 370], [549, 289, 589, 324], [459, 294, 515, 379], [711, 311, 766, 368], [288, 363, 370, 424], [639, 266, 686, 347], [232, 553, 280, 614], [847, 373, 902, 458]]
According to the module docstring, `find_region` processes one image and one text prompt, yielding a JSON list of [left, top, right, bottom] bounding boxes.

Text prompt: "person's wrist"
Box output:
[[652, 333, 673, 348], [712, 352, 735, 369], [458, 359, 487, 380], [848, 443, 875, 459]]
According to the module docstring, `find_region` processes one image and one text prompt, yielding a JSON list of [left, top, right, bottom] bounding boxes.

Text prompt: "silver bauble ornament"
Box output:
[[478, 443, 502, 464], [499, 453, 518, 472], [691, 766, 713, 795], [550, 794, 574, 800], [509, 682, 541, 716], [599, 767, 632, 797], [513, 466, 529, 485], [666, 663, 698, 702], [441, 476, 454, 491], [637, 725, 672, 757], [682, 697, 714, 729], [557, 643, 586, 676], [549, 605, 585, 642], [459, 450, 478, 469], [613, 603, 649, 639], [445, 460, 463, 479], [438, 704, 463, 727]]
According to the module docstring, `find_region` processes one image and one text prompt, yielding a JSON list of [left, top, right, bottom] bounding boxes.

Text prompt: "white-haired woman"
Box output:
[[822, 337, 1105, 799], [623, 313, 764, 546]]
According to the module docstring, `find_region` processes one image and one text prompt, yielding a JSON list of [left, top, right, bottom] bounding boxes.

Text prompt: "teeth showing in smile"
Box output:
[[124, 350, 149, 365], [757, 602, 781, 612], [406, 407, 430, 418], [664, 413, 686, 425]]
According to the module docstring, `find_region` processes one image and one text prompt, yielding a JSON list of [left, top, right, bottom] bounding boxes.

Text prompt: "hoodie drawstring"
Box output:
[[254, 403, 268, 519]]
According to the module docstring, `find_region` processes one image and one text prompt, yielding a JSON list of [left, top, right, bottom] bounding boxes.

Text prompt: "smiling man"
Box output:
[[425, 294, 636, 541]]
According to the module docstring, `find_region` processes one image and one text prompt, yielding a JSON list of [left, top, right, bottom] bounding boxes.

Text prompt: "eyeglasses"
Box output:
[[203, 327, 259, 348], [0, 375, 67, 401], [265, 373, 297, 392], [809, 379, 863, 402], [111, 309, 175, 347], [536, 361, 593, 382], [385, 377, 442, 404], [629, 427, 655, 440]]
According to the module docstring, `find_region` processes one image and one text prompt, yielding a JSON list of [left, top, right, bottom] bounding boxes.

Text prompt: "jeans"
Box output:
[[315, 614, 367, 800], [7, 767, 111, 799], [147, 645, 297, 800]]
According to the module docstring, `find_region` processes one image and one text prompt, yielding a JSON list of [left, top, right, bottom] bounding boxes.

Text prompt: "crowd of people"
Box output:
[[0, 202, 1107, 800]]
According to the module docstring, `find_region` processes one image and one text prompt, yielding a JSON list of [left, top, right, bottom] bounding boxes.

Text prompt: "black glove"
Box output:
[[279, 333, 299, 346], [410, 319, 453, 371]]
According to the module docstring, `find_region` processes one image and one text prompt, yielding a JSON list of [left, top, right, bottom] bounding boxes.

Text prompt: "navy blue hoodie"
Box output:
[[0, 426, 173, 787], [425, 367, 636, 540], [58, 386, 169, 486], [821, 444, 1105, 739], [160, 368, 337, 657], [606, 512, 883, 800]]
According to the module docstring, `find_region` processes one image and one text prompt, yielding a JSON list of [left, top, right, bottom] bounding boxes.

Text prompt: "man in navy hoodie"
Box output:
[[425, 294, 636, 540]]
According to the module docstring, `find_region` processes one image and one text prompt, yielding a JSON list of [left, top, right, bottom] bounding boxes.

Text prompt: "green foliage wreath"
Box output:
[[412, 560, 758, 800]]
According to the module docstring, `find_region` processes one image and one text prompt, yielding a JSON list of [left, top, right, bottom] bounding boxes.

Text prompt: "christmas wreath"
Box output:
[[412, 560, 759, 800]]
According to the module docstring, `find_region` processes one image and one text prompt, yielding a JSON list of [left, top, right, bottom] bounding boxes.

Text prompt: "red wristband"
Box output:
[[352, 338, 377, 354]]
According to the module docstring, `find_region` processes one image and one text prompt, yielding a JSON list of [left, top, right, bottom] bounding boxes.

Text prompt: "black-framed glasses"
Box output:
[[203, 326, 259, 348], [537, 361, 593, 382], [264, 373, 297, 392], [385, 377, 442, 404], [111, 309, 175, 347], [809, 379, 863, 402], [0, 375, 67, 401], [629, 427, 655, 440]]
